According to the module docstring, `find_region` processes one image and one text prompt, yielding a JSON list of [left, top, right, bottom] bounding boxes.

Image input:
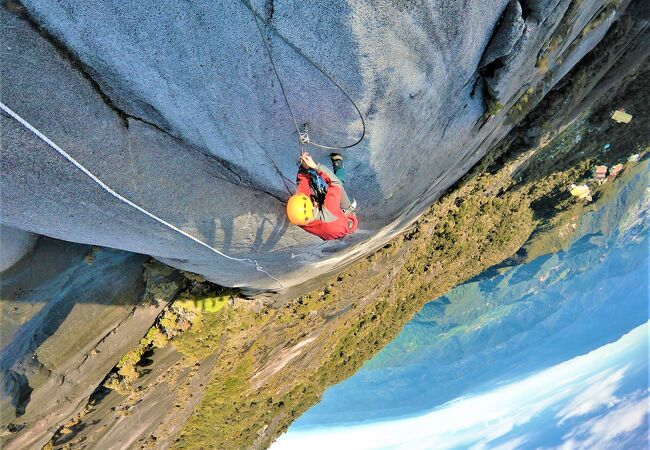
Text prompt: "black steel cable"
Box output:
[[244, 0, 366, 150]]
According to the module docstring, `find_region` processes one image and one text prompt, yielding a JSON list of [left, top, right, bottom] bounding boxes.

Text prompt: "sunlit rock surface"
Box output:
[[0, 0, 633, 289]]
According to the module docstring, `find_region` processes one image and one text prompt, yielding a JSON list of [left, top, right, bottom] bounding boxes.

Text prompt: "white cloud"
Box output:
[[271, 324, 648, 450], [556, 390, 649, 450], [556, 366, 628, 424]]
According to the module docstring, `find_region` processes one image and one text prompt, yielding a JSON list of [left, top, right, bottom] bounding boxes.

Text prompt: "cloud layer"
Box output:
[[272, 324, 648, 450]]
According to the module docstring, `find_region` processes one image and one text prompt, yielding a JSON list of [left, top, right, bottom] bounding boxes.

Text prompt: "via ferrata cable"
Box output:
[[245, 0, 366, 151], [0, 101, 284, 289]]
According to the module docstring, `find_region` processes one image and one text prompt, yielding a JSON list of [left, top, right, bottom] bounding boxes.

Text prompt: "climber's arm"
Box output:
[[298, 153, 345, 210], [295, 168, 312, 196]]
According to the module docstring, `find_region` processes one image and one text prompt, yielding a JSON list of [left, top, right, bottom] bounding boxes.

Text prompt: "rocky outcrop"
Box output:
[[1, 0, 638, 290], [0, 240, 183, 449], [480, 0, 527, 69], [0, 2, 647, 447], [0, 225, 37, 272]]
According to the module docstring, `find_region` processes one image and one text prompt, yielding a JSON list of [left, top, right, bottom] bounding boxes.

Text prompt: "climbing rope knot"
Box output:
[[299, 131, 310, 145]]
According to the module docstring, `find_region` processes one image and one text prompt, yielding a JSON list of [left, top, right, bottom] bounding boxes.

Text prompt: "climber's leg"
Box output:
[[330, 153, 346, 184], [339, 184, 352, 210], [330, 153, 356, 212]]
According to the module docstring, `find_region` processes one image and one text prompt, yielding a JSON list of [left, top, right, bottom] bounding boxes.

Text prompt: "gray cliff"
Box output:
[[2, 0, 641, 290], [1, 0, 649, 448]]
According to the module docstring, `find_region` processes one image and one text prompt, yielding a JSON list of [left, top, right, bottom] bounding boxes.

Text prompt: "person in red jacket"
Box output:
[[286, 152, 358, 240]]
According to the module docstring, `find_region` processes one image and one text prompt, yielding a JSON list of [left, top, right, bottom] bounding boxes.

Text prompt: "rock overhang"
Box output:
[[0, 0, 624, 290]]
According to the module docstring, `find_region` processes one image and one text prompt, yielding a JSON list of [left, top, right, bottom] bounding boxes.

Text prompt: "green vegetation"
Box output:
[[91, 17, 647, 448], [105, 304, 198, 389], [485, 99, 505, 117], [104, 261, 180, 387], [581, 9, 610, 39], [536, 55, 550, 73], [536, 0, 590, 69], [175, 296, 229, 313], [510, 85, 535, 113], [102, 265, 236, 391], [525, 0, 627, 124], [172, 297, 236, 361], [171, 64, 647, 448], [525, 158, 648, 260]]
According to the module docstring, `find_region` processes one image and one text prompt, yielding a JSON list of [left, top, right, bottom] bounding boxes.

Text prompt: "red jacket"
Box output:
[[296, 165, 358, 240]]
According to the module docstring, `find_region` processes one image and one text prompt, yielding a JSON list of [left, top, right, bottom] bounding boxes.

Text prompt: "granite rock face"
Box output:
[[0, 237, 186, 449], [0, 0, 635, 291], [480, 0, 526, 69], [0, 226, 37, 272], [0, 1, 648, 447]]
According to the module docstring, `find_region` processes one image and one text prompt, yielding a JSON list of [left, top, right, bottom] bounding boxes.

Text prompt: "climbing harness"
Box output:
[[245, 0, 366, 152], [0, 101, 284, 289]]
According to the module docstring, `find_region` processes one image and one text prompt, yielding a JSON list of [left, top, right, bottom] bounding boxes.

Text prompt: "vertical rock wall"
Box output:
[[0, 0, 640, 289]]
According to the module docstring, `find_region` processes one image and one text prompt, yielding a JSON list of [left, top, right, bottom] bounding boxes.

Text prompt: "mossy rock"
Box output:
[[117, 362, 139, 382], [145, 327, 169, 348]]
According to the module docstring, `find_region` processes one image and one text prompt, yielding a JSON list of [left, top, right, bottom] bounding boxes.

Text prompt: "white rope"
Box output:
[[0, 101, 284, 289]]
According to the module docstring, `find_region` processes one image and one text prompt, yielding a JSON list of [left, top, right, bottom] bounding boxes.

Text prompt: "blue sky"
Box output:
[[286, 228, 648, 427], [273, 323, 648, 450]]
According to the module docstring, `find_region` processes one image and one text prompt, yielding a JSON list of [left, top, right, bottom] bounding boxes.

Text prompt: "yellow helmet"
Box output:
[[287, 193, 315, 225]]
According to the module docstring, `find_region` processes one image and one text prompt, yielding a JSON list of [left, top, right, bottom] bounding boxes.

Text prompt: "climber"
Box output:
[[286, 152, 358, 240]]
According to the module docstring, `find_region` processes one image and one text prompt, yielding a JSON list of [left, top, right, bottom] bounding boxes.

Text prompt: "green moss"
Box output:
[[158, 310, 179, 331], [117, 348, 142, 370], [171, 307, 230, 360], [508, 86, 537, 119], [106, 279, 233, 388], [117, 363, 139, 382], [145, 327, 168, 348], [580, 7, 612, 38], [536, 55, 550, 73], [486, 99, 504, 117]]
